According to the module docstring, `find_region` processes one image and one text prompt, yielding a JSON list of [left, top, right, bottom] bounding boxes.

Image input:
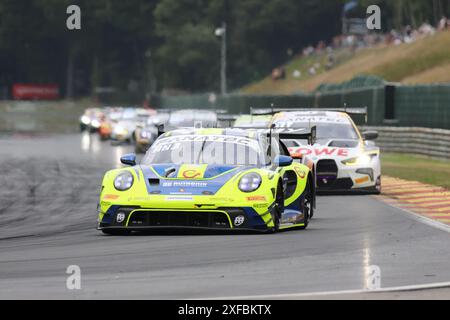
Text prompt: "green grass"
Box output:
[[241, 48, 355, 94], [382, 153, 450, 190], [242, 31, 450, 94], [0, 99, 97, 134]]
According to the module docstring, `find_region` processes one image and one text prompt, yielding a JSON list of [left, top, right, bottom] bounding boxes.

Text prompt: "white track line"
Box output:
[[378, 196, 450, 234], [202, 281, 450, 300], [200, 199, 450, 301]]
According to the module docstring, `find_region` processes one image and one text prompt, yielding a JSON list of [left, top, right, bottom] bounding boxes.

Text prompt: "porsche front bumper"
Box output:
[[98, 206, 273, 232]]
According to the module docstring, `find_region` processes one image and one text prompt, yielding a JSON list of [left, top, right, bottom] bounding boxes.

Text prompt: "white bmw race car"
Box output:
[[269, 109, 381, 194]]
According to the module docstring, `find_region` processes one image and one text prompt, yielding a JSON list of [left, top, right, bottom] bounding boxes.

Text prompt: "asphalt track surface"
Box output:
[[0, 133, 450, 299]]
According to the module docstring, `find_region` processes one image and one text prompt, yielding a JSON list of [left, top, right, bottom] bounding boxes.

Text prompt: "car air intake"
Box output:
[[128, 211, 231, 229], [148, 178, 160, 186], [317, 159, 338, 188]]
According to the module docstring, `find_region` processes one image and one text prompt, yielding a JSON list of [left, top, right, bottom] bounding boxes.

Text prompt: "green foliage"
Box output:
[[0, 0, 448, 96]]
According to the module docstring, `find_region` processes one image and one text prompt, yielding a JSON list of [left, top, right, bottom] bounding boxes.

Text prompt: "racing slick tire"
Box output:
[[374, 176, 382, 195], [298, 180, 313, 230], [364, 176, 382, 195], [269, 183, 283, 233], [308, 173, 315, 219]]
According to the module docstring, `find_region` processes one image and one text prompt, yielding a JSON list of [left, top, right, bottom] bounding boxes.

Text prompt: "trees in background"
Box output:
[[0, 0, 448, 97]]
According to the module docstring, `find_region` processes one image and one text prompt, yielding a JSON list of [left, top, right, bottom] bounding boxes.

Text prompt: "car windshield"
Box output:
[[275, 121, 359, 140], [142, 135, 263, 166]]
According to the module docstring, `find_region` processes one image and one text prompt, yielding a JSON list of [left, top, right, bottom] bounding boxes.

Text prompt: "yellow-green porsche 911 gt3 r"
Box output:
[[97, 128, 316, 235]]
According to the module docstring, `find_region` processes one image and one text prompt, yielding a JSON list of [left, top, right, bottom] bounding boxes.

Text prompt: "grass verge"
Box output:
[[382, 153, 450, 190], [242, 30, 450, 94], [0, 99, 97, 134]]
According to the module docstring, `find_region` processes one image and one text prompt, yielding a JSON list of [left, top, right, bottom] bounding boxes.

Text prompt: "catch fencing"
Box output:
[[154, 75, 450, 130]]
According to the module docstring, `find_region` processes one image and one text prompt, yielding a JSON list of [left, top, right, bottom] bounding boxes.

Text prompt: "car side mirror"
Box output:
[[362, 131, 379, 141], [274, 155, 293, 167], [120, 154, 136, 166], [157, 124, 165, 137]]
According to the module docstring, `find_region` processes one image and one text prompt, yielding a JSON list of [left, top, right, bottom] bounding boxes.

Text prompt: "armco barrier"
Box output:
[[361, 126, 450, 159]]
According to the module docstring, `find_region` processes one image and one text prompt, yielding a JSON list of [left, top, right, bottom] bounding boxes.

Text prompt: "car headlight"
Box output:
[[342, 154, 375, 166], [238, 173, 262, 193], [114, 172, 134, 191], [81, 115, 91, 125], [91, 119, 101, 128]]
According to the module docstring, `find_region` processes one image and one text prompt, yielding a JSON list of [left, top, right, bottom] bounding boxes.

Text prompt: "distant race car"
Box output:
[[110, 119, 137, 143], [134, 110, 171, 153], [97, 127, 316, 235], [79, 108, 104, 132], [264, 108, 381, 194], [165, 109, 218, 130], [233, 115, 272, 129], [98, 107, 124, 140], [110, 108, 151, 143]]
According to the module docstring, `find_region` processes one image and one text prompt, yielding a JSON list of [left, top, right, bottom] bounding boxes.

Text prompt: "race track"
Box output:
[[1, 133, 450, 299]]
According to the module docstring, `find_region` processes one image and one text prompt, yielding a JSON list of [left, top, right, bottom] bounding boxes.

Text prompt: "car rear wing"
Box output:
[[217, 114, 240, 121], [154, 108, 173, 113], [266, 126, 317, 146], [216, 114, 240, 128], [250, 106, 368, 123]]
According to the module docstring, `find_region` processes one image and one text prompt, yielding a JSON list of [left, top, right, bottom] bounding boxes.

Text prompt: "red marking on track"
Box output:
[[410, 198, 450, 208], [382, 183, 424, 189], [416, 204, 450, 210], [380, 176, 450, 226], [401, 196, 449, 202], [384, 189, 447, 196]]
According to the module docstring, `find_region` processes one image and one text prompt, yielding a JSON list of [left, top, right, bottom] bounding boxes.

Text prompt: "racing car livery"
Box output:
[[97, 128, 316, 234], [270, 109, 381, 193]]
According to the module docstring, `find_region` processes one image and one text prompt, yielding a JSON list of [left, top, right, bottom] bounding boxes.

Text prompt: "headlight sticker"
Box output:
[[294, 167, 306, 179], [246, 196, 267, 201]]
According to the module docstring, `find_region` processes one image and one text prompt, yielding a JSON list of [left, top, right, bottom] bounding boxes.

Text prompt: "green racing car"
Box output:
[[97, 127, 316, 234]]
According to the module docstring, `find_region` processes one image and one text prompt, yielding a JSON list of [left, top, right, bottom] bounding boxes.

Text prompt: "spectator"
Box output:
[[271, 67, 286, 81], [418, 22, 436, 36], [438, 16, 449, 31], [292, 70, 301, 79], [326, 51, 335, 70]]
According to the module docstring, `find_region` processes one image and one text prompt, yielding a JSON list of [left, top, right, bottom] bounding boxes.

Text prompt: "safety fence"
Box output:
[[361, 126, 450, 159], [154, 76, 450, 130], [154, 87, 385, 126]]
